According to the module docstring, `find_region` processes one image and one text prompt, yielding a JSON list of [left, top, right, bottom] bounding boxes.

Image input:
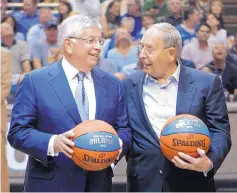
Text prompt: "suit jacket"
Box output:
[[8, 60, 131, 192], [1, 47, 12, 192], [123, 65, 231, 192]]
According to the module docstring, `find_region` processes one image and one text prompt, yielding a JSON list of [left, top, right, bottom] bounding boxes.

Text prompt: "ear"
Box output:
[[168, 47, 176, 63], [64, 38, 74, 55]]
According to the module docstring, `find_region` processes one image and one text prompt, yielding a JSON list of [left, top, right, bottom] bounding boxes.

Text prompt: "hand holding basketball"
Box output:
[[172, 148, 213, 172], [54, 130, 75, 158]]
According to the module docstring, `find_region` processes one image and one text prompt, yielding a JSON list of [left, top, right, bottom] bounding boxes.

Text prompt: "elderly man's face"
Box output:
[[213, 43, 227, 60], [139, 29, 175, 79], [67, 27, 102, 72]]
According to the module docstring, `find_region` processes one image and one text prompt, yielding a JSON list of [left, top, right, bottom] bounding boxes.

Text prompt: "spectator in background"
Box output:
[[1, 16, 25, 41], [101, 16, 137, 57], [160, 0, 182, 25], [206, 12, 227, 47], [195, 0, 210, 18], [121, 0, 142, 38], [227, 33, 237, 67], [100, 0, 121, 38], [159, 0, 183, 26], [107, 28, 138, 72], [1, 23, 31, 89], [135, 12, 155, 41], [176, 7, 200, 46], [210, 0, 225, 29], [121, 17, 135, 38], [12, 0, 39, 39], [27, 7, 53, 46], [143, 0, 169, 21], [1, 47, 12, 193], [202, 43, 237, 101], [181, 23, 213, 69], [69, 0, 101, 21], [31, 22, 59, 68], [58, 1, 76, 24], [1, 0, 8, 21]]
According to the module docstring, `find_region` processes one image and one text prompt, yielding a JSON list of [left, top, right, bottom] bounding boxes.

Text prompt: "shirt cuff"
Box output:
[[203, 163, 213, 177], [47, 135, 59, 156]]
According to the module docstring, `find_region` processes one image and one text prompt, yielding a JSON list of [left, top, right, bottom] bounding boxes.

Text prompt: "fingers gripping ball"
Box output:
[[160, 114, 211, 161], [71, 120, 120, 171]]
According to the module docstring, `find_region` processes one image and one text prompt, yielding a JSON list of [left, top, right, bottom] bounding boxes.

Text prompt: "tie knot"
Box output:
[[77, 72, 84, 81]]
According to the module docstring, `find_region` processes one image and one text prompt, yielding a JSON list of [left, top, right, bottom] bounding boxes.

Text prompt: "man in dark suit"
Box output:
[[123, 23, 231, 192], [8, 15, 131, 192]]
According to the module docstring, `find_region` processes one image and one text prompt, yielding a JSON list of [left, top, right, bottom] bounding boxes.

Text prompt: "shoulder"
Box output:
[[1, 47, 10, 55], [123, 71, 144, 88], [12, 11, 23, 20], [93, 67, 120, 82], [16, 40, 29, 46], [184, 66, 217, 84], [107, 48, 117, 56], [28, 62, 58, 79]]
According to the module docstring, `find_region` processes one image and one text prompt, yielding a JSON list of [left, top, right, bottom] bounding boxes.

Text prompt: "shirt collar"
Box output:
[[62, 57, 93, 82], [1, 39, 17, 48], [144, 60, 181, 86]]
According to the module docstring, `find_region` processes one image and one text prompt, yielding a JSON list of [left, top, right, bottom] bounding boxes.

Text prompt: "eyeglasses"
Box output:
[[68, 37, 105, 45], [138, 42, 155, 55]]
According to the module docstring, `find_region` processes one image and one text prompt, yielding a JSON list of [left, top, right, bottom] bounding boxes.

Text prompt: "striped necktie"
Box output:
[[75, 72, 89, 121]]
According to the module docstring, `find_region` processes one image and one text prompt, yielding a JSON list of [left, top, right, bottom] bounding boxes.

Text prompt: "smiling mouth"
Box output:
[[89, 53, 99, 59], [143, 63, 152, 67]]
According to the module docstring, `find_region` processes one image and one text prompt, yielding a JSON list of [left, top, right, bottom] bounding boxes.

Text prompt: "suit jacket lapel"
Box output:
[[48, 60, 81, 124], [92, 68, 107, 120], [130, 72, 159, 147], [176, 65, 196, 115]]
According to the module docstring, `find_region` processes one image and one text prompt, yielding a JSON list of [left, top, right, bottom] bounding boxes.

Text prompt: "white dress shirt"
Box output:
[[47, 57, 96, 156], [143, 64, 180, 138]]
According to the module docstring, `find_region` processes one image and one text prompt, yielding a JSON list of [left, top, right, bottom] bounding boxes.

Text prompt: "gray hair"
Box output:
[[148, 23, 182, 58], [58, 14, 102, 46]]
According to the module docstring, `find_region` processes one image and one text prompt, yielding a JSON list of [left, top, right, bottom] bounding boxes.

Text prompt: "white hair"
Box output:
[[148, 22, 182, 58], [58, 14, 102, 46]]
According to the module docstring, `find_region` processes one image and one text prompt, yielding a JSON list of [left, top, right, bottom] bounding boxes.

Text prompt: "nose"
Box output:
[[93, 41, 102, 50], [139, 49, 146, 60]]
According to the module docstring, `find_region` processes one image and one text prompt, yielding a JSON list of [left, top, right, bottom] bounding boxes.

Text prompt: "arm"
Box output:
[[7, 74, 53, 167], [114, 80, 132, 158], [100, 15, 117, 39], [205, 75, 232, 174], [31, 42, 43, 69], [26, 26, 38, 45], [1, 49, 12, 102], [32, 58, 42, 69], [18, 60, 32, 84]]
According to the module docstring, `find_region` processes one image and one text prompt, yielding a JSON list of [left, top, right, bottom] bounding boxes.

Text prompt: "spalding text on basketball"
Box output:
[[172, 138, 206, 147], [82, 154, 116, 164]]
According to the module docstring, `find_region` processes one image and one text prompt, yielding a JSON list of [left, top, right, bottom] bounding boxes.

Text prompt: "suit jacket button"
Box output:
[[159, 170, 163, 175]]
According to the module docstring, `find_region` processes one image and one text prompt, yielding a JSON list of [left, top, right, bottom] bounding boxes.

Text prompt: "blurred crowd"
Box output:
[[1, 0, 237, 103]]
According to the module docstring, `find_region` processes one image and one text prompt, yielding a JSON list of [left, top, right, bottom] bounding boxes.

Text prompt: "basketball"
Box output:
[[71, 120, 120, 171], [160, 114, 211, 161]]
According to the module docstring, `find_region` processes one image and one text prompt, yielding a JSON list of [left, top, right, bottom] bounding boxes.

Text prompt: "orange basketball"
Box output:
[[160, 114, 211, 161], [71, 120, 120, 171]]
